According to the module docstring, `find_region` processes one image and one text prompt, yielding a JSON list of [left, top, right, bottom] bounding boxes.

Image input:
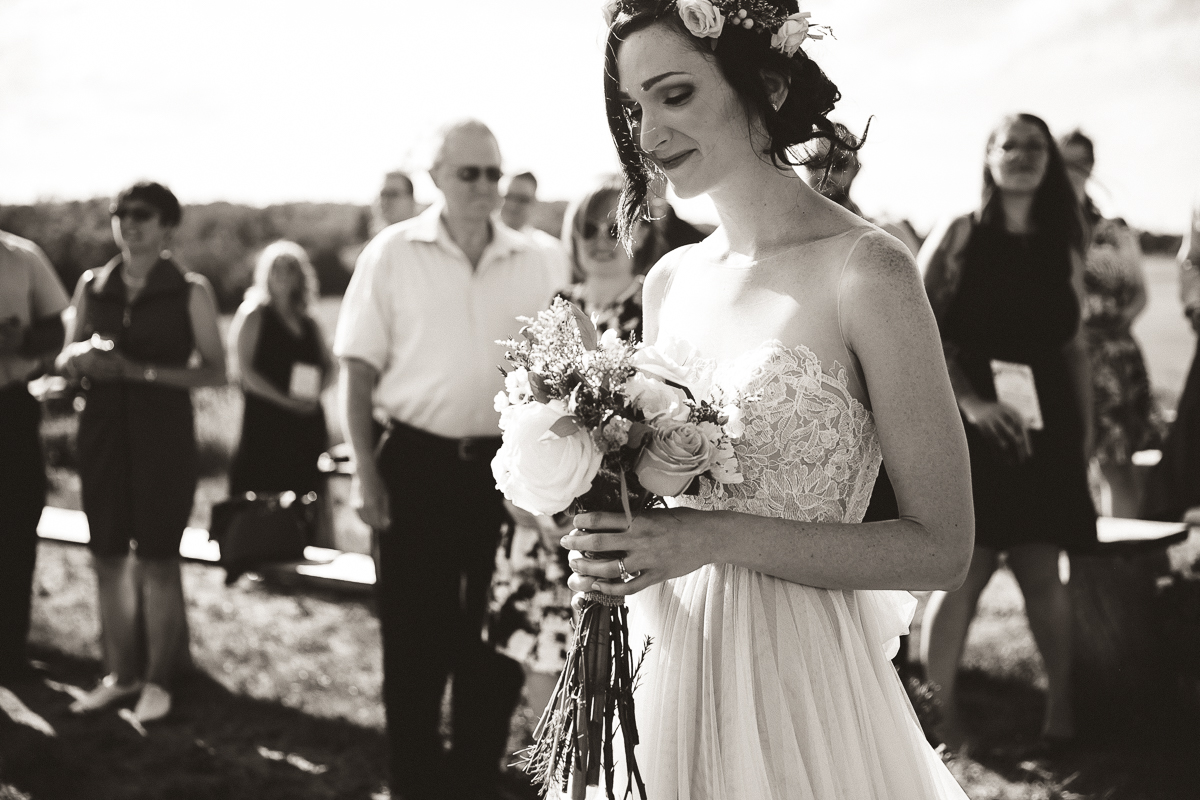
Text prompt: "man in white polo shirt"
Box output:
[[335, 120, 558, 799], [0, 229, 68, 684]]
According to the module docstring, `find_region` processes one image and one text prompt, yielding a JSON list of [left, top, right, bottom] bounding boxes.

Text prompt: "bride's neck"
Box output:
[[707, 159, 826, 257]]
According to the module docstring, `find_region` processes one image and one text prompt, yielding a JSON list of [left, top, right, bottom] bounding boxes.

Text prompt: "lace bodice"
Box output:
[[678, 340, 882, 524]]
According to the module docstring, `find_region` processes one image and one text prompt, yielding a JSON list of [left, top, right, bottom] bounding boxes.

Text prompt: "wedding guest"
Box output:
[[803, 122, 923, 256], [500, 171, 572, 289], [645, 190, 706, 267], [227, 241, 331, 502], [0, 230, 68, 684], [1143, 204, 1200, 523], [375, 170, 417, 232], [558, 176, 653, 339], [920, 114, 1096, 750], [335, 119, 559, 798], [1060, 130, 1160, 517], [56, 181, 226, 723]]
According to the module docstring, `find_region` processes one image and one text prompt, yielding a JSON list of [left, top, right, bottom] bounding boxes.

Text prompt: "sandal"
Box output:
[[69, 674, 143, 714]]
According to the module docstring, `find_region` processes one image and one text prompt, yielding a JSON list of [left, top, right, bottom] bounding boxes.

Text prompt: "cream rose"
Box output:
[[677, 0, 724, 40], [623, 372, 690, 421], [634, 419, 717, 497], [493, 401, 603, 516], [770, 12, 812, 57], [632, 338, 715, 404]]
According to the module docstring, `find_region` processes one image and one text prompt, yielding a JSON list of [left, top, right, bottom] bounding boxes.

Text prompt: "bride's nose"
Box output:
[[639, 117, 669, 155]]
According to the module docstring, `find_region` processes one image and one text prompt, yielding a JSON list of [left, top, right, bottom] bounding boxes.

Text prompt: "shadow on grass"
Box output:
[[1, 646, 388, 800], [952, 667, 1200, 800]]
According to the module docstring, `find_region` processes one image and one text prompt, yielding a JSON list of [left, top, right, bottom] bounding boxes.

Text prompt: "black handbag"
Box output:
[[209, 491, 318, 583]]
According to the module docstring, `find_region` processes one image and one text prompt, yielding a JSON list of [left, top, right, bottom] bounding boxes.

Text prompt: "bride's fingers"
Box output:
[[560, 531, 629, 553], [588, 570, 655, 597], [572, 512, 630, 531]]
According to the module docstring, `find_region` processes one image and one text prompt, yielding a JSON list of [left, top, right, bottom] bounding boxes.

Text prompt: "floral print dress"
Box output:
[[1083, 218, 1164, 465]]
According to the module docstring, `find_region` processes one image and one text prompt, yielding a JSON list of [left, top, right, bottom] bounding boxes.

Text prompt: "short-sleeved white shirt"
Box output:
[[333, 204, 559, 438], [0, 230, 70, 389]]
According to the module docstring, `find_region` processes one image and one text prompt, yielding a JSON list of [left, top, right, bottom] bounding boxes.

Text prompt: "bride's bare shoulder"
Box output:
[[838, 227, 933, 329], [643, 240, 704, 312]]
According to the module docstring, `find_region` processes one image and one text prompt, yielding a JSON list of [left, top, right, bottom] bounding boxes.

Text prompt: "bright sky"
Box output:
[[2, 0, 1198, 233]]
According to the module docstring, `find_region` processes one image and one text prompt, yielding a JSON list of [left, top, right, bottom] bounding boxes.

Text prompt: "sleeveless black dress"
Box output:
[[77, 258, 198, 560], [943, 227, 1097, 551], [228, 305, 327, 497]]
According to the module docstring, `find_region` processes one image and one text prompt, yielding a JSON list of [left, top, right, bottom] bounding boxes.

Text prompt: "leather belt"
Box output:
[[388, 419, 501, 463]]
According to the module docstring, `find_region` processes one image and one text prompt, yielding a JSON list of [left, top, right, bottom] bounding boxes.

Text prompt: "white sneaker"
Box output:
[[133, 682, 172, 723], [69, 674, 142, 714]]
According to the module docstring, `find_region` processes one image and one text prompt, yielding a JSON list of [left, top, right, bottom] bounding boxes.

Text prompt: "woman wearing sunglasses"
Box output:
[[557, 176, 654, 341], [56, 181, 226, 723]]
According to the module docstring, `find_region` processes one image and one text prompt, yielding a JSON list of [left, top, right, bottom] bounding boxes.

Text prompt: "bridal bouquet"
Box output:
[[492, 297, 743, 799]]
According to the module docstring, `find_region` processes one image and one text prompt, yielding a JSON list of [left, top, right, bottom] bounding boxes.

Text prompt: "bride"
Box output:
[[561, 2, 974, 797]]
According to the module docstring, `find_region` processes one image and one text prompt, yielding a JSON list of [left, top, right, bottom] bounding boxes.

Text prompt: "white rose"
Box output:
[[677, 0, 724, 40], [770, 12, 812, 57], [492, 401, 603, 516], [632, 337, 715, 403], [623, 372, 690, 422]]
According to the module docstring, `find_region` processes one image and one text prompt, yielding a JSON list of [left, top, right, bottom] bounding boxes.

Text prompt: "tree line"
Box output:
[[0, 200, 371, 312]]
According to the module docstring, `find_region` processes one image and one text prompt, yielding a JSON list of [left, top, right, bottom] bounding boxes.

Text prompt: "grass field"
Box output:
[[5, 255, 1198, 799]]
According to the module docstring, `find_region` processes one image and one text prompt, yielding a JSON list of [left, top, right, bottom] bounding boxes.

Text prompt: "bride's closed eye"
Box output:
[[662, 87, 694, 106]]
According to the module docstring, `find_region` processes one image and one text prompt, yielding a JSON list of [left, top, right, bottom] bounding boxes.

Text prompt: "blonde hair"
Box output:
[[244, 240, 319, 312]]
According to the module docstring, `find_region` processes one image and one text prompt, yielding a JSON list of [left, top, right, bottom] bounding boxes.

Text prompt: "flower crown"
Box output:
[[604, 0, 829, 57]]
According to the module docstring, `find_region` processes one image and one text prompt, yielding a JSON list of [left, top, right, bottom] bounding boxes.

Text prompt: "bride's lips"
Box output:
[[657, 149, 696, 171]]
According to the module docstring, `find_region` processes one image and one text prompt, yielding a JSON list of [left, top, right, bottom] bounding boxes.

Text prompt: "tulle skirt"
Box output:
[[589, 563, 967, 800]]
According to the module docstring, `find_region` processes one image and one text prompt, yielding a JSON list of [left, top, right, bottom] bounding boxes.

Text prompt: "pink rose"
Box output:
[[634, 419, 717, 497], [677, 0, 724, 40]]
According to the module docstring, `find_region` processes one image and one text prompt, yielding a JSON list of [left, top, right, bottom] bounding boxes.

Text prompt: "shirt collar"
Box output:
[[401, 201, 532, 260]]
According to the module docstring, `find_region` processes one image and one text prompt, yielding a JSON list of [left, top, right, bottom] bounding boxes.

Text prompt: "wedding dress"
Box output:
[[619, 233, 969, 799]]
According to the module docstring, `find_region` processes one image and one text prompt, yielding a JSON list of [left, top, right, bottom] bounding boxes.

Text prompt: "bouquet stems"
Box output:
[[521, 472, 650, 800]]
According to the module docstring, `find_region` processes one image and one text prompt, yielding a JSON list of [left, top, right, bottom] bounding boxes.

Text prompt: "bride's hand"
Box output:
[[561, 507, 715, 596]]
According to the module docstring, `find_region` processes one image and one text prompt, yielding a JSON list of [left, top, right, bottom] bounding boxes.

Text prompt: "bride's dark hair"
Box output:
[[604, 0, 861, 242]]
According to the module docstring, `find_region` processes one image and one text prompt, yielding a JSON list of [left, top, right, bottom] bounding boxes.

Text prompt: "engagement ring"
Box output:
[[618, 557, 634, 583]]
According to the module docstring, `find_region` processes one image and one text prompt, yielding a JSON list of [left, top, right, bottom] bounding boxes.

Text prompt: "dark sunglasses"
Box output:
[[113, 206, 157, 223], [455, 166, 502, 183], [581, 220, 620, 242]]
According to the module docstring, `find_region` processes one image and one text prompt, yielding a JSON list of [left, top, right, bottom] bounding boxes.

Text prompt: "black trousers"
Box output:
[[0, 385, 46, 678], [376, 423, 524, 798]]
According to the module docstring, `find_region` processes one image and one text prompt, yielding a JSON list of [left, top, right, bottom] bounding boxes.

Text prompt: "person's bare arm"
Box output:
[[566, 234, 974, 594], [339, 357, 389, 530], [230, 305, 315, 412]]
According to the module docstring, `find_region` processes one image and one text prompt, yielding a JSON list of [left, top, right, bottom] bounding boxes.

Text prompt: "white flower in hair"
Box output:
[[771, 11, 814, 57], [677, 0, 724, 40], [602, 0, 622, 25]]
